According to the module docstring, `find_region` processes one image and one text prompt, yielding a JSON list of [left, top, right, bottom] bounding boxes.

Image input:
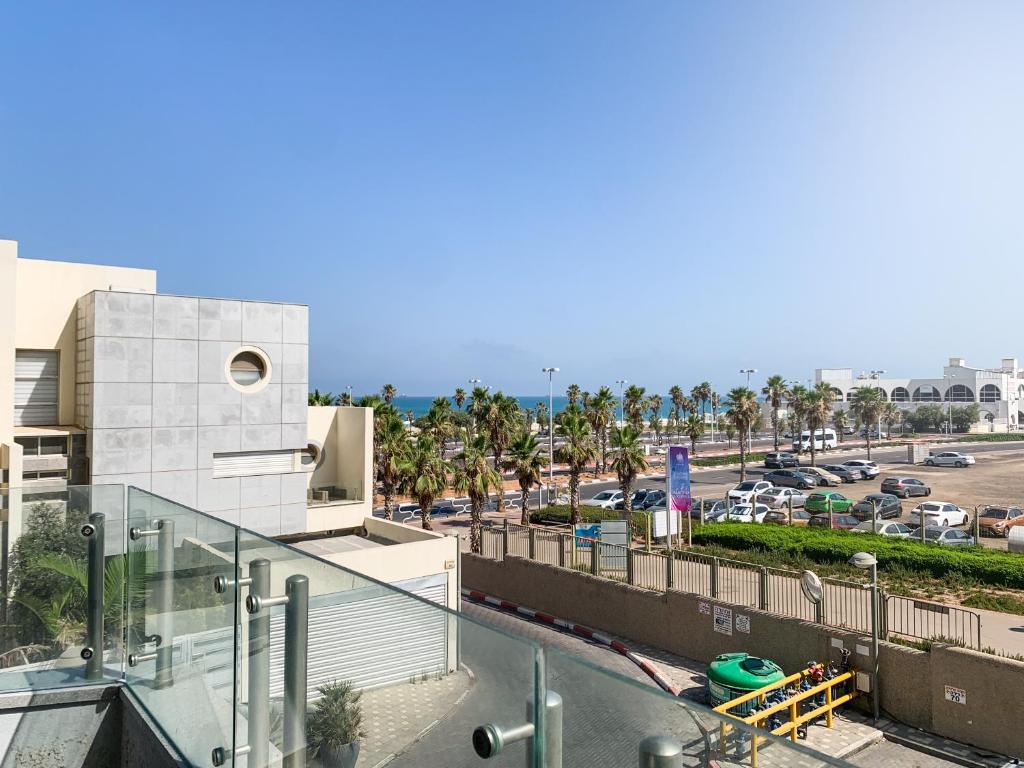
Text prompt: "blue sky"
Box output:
[[2, 2, 1022, 398]]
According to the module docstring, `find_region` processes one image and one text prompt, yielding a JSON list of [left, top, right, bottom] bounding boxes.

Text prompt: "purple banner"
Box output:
[[668, 445, 692, 513]]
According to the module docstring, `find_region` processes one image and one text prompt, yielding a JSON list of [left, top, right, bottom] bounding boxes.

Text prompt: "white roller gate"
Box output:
[[14, 350, 59, 426], [268, 573, 449, 699]]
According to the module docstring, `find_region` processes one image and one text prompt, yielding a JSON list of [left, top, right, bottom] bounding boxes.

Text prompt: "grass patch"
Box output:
[[962, 591, 1024, 615], [956, 433, 1024, 443], [530, 505, 647, 530]]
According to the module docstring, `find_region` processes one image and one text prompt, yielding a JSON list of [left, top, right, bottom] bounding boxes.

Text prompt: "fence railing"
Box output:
[[482, 521, 983, 649]]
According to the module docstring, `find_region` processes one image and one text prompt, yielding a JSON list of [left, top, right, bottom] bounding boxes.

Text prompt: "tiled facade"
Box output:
[[77, 290, 310, 535]]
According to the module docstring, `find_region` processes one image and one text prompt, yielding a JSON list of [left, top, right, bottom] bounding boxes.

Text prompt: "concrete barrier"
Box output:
[[462, 553, 1024, 759]]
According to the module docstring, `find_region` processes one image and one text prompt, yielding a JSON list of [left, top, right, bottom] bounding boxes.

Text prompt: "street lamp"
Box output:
[[615, 380, 627, 427], [870, 370, 886, 439], [345, 385, 353, 405], [542, 367, 560, 507], [848, 551, 880, 721], [739, 369, 758, 445]]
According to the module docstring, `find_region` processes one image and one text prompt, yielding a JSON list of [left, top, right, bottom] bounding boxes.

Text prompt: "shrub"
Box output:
[[691, 523, 1024, 590], [956, 433, 1024, 443], [307, 680, 364, 754], [529, 505, 647, 531]]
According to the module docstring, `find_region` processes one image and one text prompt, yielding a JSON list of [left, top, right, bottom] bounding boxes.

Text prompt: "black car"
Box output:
[[851, 493, 902, 521], [764, 452, 800, 469], [820, 464, 860, 484], [640, 490, 666, 509], [763, 469, 817, 490], [615, 488, 656, 510]]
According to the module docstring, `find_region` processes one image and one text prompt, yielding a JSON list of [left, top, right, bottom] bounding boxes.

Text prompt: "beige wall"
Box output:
[[12, 253, 156, 427], [306, 405, 373, 527], [0, 242, 16, 450], [463, 554, 1024, 759]]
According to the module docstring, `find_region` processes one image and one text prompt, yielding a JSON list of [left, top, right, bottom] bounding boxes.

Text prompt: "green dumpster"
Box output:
[[707, 653, 785, 715]]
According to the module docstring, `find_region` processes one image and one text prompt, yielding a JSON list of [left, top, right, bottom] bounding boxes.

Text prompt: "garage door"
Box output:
[[14, 351, 59, 426], [268, 573, 449, 698]]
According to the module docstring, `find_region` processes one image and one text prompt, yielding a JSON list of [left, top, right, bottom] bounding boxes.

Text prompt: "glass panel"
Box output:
[[234, 529, 539, 768], [126, 488, 239, 768], [0, 484, 125, 691]]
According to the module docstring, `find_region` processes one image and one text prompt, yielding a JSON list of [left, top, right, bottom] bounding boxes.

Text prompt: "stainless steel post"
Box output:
[[626, 548, 634, 585], [665, 550, 674, 591], [283, 574, 309, 768], [529, 527, 537, 560], [591, 539, 600, 576], [557, 533, 566, 568], [710, 557, 719, 599], [870, 563, 880, 721], [638, 735, 683, 768], [84, 512, 105, 679], [758, 566, 769, 611], [526, 691, 562, 768], [249, 558, 271, 768], [155, 519, 174, 690]]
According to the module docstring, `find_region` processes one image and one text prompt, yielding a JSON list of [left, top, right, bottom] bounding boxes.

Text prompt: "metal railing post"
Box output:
[[503, 520, 510, 560], [557, 533, 566, 568], [283, 574, 309, 768], [626, 548, 635, 585], [665, 551, 674, 591], [249, 558, 271, 768], [526, 690, 562, 768], [529, 527, 537, 560], [638, 735, 683, 767], [710, 557, 720, 599], [83, 512, 105, 679], [155, 519, 174, 690], [759, 566, 769, 611], [591, 540, 600, 577]]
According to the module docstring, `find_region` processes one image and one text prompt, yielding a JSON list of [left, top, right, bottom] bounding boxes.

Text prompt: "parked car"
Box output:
[[820, 464, 860, 483], [691, 498, 727, 520], [615, 488, 658, 510], [763, 508, 813, 526], [850, 493, 902, 521], [764, 451, 800, 469], [727, 481, 773, 504], [808, 513, 860, 529], [716, 503, 771, 524], [977, 505, 1024, 538], [797, 466, 842, 487], [909, 501, 970, 528], [851, 521, 913, 537], [925, 451, 976, 468], [858, 427, 888, 439], [792, 429, 839, 452], [756, 487, 808, 509], [639, 490, 666, 509], [582, 490, 624, 509], [804, 491, 853, 514], [841, 460, 880, 479], [922, 526, 976, 547], [763, 469, 817, 490], [880, 476, 931, 499]]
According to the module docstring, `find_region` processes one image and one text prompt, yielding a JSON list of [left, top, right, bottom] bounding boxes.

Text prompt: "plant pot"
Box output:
[[317, 741, 360, 768]]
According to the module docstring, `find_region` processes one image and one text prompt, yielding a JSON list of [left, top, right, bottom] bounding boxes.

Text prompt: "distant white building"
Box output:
[[816, 357, 1024, 433]]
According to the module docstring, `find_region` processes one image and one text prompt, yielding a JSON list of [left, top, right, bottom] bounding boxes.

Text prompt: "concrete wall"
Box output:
[[81, 290, 310, 535], [306, 405, 374, 528], [463, 554, 1024, 759]]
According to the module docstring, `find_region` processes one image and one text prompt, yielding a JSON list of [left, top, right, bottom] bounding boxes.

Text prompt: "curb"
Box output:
[[881, 730, 1017, 768], [461, 588, 682, 697]]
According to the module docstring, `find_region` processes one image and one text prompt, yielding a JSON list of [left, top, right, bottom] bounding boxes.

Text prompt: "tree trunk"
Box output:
[[569, 470, 581, 525], [470, 496, 482, 553], [520, 483, 530, 526], [421, 506, 433, 530], [866, 432, 872, 460], [739, 430, 747, 481], [382, 481, 394, 520], [493, 450, 505, 515], [772, 408, 779, 451], [809, 418, 817, 466], [621, 475, 633, 522]]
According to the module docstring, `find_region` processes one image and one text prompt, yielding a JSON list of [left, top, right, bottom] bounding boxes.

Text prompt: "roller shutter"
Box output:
[[212, 450, 296, 478], [14, 351, 59, 426]]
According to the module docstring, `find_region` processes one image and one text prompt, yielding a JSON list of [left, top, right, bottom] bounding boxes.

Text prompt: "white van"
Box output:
[[792, 429, 837, 452]]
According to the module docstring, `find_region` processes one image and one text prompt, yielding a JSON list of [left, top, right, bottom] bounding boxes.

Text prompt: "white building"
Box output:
[[816, 357, 1024, 432]]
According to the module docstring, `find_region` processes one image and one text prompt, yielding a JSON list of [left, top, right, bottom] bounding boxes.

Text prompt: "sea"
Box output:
[[375, 395, 677, 420]]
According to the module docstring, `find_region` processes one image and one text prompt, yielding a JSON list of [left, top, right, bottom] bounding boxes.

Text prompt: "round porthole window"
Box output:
[[225, 347, 272, 393], [300, 441, 324, 471]]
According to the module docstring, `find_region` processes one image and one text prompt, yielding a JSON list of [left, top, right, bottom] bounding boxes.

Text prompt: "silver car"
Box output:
[[756, 487, 808, 509], [925, 451, 975, 468], [922, 526, 975, 547], [851, 521, 912, 538], [842, 459, 880, 479]]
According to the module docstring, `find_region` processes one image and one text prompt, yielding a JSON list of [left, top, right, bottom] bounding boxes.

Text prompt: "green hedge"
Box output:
[[692, 523, 1024, 589], [956, 434, 1024, 443], [530, 505, 647, 530], [692, 452, 768, 468]]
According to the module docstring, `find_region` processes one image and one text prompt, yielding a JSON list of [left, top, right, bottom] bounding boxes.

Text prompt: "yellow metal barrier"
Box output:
[[712, 667, 860, 767]]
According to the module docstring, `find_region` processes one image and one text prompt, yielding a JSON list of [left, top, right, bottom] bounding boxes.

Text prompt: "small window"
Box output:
[[230, 351, 266, 386], [40, 436, 67, 455], [300, 441, 323, 471]]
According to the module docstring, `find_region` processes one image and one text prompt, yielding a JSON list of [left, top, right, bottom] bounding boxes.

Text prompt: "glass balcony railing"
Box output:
[[0, 485, 855, 767]]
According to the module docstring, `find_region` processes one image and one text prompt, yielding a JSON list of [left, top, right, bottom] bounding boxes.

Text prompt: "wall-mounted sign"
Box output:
[[944, 685, 966, 705], [735, 614, 750, 634], [698, 600, 711, 615], [713, 605, 733, 635]]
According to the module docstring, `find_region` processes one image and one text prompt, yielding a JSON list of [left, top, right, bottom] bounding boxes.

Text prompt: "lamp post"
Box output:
[[615, 379, 627, 427], [870, 370, 885, 439], [849, 551, 880, 721], [740, 369, 757, 446], [345, 385, 353, 405], [542, 368, 559, 507]]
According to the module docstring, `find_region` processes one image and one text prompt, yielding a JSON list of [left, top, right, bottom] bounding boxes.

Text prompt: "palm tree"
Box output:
[[535, 401, 549, 434], [721, 412, 737, 448], [833, 407, 849, 443], [566, 384, 582, 408], [503, 431, 549, 525], [610, 426, 648, 518], [482, 393, 521, 515], [787, 385, 809, 452], [881, 401, 901, 438], [338, 391, 353, 407], [554, 410, 597, 524], [454, 388, 467, 410], [692, 382, 712, 418], [761, 375, 789, 451], [381, 384, 397, 405], [467, 386, 491, 437], [423, 397, 455, 457], [849, 387, 885, 459], [376, 412, 409, 519], [710, 391, 720, 434], [585, 386, 615, 473], [646, 395, 664, 444], [453, 432, 501, 552], [669, 385, 685, 419], [806, 382, 835, 466], [684, 413, 705, 457], [308, 389, 337, 406], [399, 435, 452, 531], [623, 385, 647, 432], [724, 387, 760, 480]]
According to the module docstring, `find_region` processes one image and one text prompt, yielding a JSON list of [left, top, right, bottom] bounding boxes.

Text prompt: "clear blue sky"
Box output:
[[2, 2, 1022, 397]]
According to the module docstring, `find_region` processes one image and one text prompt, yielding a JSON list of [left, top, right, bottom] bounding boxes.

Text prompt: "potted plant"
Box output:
[[307, 680, 365, 768]]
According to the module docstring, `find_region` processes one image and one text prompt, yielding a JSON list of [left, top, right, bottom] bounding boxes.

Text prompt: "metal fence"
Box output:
[[479, 521, 983, 649]]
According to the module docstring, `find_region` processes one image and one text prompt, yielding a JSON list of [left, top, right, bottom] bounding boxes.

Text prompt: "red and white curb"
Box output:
[[461, 588, 682, 697]]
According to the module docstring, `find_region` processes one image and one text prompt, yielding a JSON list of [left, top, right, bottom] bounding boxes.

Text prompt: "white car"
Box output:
[[716, 503, 771, 523], [925, 451, 975, 468], [842, 460, 880, 479], [851, 521, 912, 538], [756, 487, 808, 509], [582, 490, 623, 509], [909, 501, 970, 528], [728, 481, 773, 504]]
